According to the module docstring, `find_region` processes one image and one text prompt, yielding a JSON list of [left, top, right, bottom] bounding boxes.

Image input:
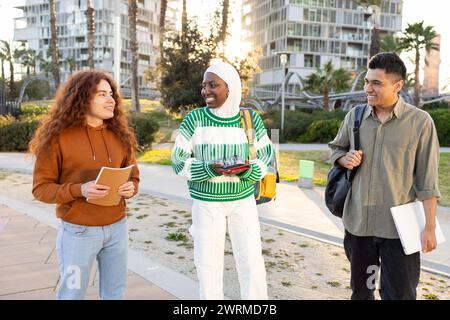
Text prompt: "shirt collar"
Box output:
[[364, 95, 407, 120]]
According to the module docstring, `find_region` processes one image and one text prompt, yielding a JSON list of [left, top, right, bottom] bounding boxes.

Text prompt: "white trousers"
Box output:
[[190, 196, 268, 300]]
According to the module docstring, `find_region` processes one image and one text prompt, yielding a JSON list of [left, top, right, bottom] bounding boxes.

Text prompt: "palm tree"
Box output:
[[357, 0, 382, 57], [49, 0, 60, 89], [40, 60, 53, 78], [398, 21, 439, 107], [304, 61, 352, 111], [380, 34, 401, 53], [128, 0, 140, 112], [0, 40, 25, 99], [86, 0, 95, 69], [65, 57, 77, 73], [219, 0, 229, 44], [20, 49, 38, 76]]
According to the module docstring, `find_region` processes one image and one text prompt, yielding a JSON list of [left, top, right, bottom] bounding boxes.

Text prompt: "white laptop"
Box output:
[[390, 201, 446, 255]]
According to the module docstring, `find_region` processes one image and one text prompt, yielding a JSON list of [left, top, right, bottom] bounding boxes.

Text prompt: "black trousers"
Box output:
[[343, 230, 420, 300]]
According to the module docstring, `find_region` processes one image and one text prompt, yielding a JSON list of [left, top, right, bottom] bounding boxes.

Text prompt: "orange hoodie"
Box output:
[[32, 124, 140, 226]]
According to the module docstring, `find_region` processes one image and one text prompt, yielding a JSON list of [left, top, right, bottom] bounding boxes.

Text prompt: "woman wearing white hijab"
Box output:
[[171, 61, 273, 299]]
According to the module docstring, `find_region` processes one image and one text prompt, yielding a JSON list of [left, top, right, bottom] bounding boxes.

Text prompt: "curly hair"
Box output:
[[29, 70, 138, 157]]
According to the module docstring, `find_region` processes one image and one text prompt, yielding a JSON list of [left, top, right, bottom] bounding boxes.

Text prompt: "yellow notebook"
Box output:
[[87, 164, 134, 206]]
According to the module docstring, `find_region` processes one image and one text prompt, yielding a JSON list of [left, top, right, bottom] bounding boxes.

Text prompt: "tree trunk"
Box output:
[[1, 58, 4, 80], [49, 0, 60, 89], [86, 0, 95, 69], [414, 47, 421, 107], [323, 87, 330, 111], [220, 0, 229, 44], [128, 0, 140, 112], [159, 0, 167, 54], [370, 27, 380, 58], [9, 60, 14, 99], [181, 0, 187, 43]]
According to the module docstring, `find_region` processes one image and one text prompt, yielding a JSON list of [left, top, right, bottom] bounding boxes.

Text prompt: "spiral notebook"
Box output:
[[390, 201, 446, 255], [86, 164, 134, 206]]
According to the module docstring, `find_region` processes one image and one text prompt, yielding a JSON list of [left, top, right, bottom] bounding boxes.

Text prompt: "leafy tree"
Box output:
[[225, 48, 262, 99], [158, 20, 218, 113]]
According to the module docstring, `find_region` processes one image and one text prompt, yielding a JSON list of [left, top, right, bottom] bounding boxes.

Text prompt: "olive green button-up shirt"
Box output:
[[328, 96, 441, 239]]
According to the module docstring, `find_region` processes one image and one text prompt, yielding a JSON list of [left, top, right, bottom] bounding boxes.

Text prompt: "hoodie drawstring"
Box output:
[[85, 126, 112, 163], [100, 129, 112, 163], [85, 126, 96, 161]]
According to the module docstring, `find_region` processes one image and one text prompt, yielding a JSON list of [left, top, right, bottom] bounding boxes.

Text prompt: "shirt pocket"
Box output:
[[382, 136, 414, 175]]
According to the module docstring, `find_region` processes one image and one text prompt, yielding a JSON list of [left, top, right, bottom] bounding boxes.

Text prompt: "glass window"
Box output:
[[304, 54, 314, 68]]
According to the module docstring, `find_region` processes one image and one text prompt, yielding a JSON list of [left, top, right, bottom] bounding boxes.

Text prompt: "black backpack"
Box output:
[[325, 105, 366, 218]]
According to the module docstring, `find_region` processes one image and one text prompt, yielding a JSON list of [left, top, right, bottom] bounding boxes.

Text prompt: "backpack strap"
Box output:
[[240, 108, 257, 160], [348, 104, 366, 182]]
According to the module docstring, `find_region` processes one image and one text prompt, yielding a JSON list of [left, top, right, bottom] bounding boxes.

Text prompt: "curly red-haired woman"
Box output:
[[29, 70, 139, 300]]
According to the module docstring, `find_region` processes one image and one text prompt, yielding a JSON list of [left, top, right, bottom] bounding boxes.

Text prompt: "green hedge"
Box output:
[[428, 109, 450, 147], [0, 110, 160, 152], [260, 109, 345, 143], [0, 116, 40, 151], [298, 119, 342, 143], [260, 108, 450, 146]]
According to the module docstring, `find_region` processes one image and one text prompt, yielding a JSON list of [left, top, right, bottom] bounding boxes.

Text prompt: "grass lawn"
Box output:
[[439, 153, 450, 207], [138, 149, 172, 165], [139, 149, 449, 207], [277, 150, 330, 186]]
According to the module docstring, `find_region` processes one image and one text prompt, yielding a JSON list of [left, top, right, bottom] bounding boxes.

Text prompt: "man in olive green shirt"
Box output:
[[329, 52, 440, 300]]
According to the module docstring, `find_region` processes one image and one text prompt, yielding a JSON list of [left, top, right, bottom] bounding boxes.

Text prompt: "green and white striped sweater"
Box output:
[[171, 107, 274, 202]]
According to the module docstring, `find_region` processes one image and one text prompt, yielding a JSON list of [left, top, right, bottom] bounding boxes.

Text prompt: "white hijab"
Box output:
[[204, 61, 242, 118]]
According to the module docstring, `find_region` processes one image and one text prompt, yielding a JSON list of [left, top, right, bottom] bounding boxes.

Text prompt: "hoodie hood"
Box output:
[[204, 61, 242, 118]]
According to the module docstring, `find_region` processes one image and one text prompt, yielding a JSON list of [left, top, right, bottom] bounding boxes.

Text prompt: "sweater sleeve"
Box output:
[[123, 151, 140, 197], [171, 113, 220, 181], [32, 141, 83, 204], [238, 113, 274, 182]]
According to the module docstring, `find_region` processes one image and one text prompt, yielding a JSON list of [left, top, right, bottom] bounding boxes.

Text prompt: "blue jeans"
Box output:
[[55, 217, 128, 300]]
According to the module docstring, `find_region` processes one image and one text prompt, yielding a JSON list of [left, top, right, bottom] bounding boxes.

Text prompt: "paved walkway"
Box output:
[[0, 151, 449, 300], [0, 204, 177, 300]]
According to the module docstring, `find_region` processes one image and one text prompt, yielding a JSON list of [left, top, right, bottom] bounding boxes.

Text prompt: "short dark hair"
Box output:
[[368, 52, 406, 81]]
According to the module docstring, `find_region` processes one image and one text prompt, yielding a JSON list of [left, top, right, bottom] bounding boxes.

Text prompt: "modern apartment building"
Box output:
[[13, 0, 165, 97], [241, 0, 403, 98]]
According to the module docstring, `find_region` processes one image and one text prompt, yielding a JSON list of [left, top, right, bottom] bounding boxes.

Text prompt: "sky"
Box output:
[[0, 0, 448, 90]]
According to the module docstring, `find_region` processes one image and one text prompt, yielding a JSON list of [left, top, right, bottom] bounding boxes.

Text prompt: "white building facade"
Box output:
[[14, 0, 165, 97], [241, 0, 403, 97]]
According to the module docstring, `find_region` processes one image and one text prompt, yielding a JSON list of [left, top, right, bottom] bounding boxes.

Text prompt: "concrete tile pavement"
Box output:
[[0, 204, 177, 300], [1, 152, 449, 283]]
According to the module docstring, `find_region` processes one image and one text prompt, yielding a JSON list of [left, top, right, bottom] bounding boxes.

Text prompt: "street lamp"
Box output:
[[279, 53, 288, 131]]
